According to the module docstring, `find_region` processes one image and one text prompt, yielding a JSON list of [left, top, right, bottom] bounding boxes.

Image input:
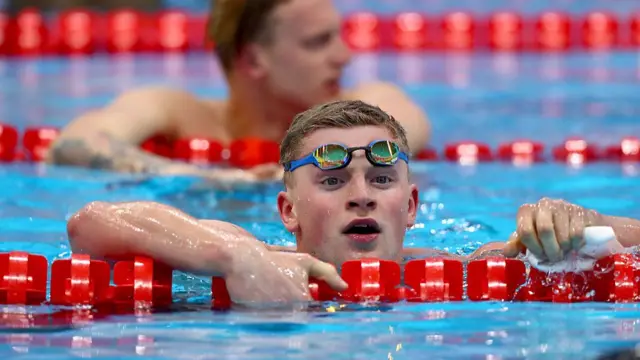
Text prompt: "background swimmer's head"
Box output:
[[207, 0, 352, 108], [276, 100, 418, 267]]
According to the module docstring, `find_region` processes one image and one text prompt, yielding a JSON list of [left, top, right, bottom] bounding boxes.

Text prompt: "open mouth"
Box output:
[[342, 219, 381, 235]]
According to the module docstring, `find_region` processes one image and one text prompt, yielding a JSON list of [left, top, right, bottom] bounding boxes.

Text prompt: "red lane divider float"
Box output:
[[22, 126, 59, 162], [0, 124, 638, 165], [2, 252, 640, 308], [0, 252, 47, 305], [0, 124, 19, 162], [3, 9, 640, 56]]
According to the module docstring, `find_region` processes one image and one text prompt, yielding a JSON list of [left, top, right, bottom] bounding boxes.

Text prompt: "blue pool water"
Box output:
[[3, 10, 640, 360]]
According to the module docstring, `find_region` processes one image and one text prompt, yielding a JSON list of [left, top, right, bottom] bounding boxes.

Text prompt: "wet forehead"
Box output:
[[300, 126, 396, 155]]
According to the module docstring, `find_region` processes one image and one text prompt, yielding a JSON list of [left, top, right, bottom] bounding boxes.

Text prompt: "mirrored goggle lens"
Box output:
[[313, 144, 348, 169], [370, 140, 399, 164]]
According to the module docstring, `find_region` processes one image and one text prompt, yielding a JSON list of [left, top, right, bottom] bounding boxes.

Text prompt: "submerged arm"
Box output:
[[47, 87, 215, 175]]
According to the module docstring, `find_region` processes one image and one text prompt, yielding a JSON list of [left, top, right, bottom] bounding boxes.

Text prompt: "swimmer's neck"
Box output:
[[225, 77, 308, 142]]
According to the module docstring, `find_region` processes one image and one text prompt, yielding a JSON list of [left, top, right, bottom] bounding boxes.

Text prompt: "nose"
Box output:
[[346, 177, 376, 211], [332, 36, 352, 68]]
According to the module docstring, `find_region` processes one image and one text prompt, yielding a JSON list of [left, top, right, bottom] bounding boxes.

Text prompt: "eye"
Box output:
[[373, 175, 393, 184], [303, 32, 332, 49], [321, 177, 343, 186]]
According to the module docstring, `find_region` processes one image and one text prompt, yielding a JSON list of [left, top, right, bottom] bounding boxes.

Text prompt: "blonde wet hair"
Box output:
[[280, 100, 410, 185]]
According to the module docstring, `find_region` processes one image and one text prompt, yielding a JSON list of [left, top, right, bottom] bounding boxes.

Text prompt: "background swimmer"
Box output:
[[46, 0, 431, 181]]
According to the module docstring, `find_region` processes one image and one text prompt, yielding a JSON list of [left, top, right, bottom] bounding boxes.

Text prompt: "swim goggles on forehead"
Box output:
[[283, 139, 409, 172]]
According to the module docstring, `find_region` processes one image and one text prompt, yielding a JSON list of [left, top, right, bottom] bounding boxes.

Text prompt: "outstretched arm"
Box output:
[[67, 201, 254, 276], [67, 202, 348, 303], [48, 87, 221, 175]]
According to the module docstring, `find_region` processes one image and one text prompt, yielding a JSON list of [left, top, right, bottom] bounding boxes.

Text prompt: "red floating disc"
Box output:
[[342, 12, 383, 51], [22, 126, 60, 162], [140, 134, 174, 158], [444, 141, 492, 163], [497, 140, 545, 164], [391, 12, 429, 51], [581, 11, 619, 50], [592, 253, 638, 302], [0, 123, 19, 162], [534, 12, 572, 51], [552, 137, 599, 163], [441, 12, 475, 50], [467, 257, 526, 301], [155, 10, 190, 52], [173, 137, 224, 164], [13, 9, 48, 56], [56, 9, 96, 55], [604, 137, 640, 161], [488, 11, 523, 51], [517, 268, 593, 303], [228, 138, 280, 168], [106, 9, 146, 53], [414, 146, 438, 160], [50, 254, 112, 306], [404, 258, 463, 302], [112, 256, 173, 308], [0, 251, 47, 305], [0, 12, 11, 55], [340, 258, 401, 302]]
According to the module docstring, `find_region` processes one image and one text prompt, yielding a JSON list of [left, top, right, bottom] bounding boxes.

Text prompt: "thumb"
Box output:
[[297, 254, 348, 291], [503, 231, 525, 258]]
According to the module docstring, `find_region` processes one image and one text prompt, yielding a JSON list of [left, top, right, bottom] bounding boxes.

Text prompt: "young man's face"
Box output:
[[254, 0, 352, 108], [277, 126, 419, 268]]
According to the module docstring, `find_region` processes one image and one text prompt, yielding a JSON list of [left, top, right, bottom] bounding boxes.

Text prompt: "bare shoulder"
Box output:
[[342, 81, 432, 151], [342, 81, 406, 102], [112, 86, 227, 137], [108, 85, 206, 114]]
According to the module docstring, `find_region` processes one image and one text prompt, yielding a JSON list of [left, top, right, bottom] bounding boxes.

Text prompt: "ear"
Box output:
[[236, 43, 270, 79], [406, 184, 419, 228], [277, 190, 299, 233]]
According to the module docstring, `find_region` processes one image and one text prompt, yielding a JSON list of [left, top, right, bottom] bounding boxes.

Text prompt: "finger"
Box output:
[[503, 231, 525, 257], [517, 205, 545, 260], [569, 207, 586, 251], [535, 205, 563, 262], [301, 255, 348, 291], [553, 205, 571, 253]]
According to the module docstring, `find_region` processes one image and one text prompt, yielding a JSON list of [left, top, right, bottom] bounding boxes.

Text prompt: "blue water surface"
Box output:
[[2, 5, 640, 359]]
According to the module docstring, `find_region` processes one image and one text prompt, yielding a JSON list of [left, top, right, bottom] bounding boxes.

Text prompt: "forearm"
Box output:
[[67, 201, 247, 276], [601, 215, 640, 248], [48, 130, 196, 174]]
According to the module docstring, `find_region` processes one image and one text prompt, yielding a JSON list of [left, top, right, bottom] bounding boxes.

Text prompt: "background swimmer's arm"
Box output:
[[46, 87, 208, 174], [347, 82, 432, 153], [67, 201, 263, 276]]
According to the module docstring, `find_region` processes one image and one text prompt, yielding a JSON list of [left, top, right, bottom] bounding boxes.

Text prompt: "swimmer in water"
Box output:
[[46, 0, 431, 182], [66, 100, 640, 305]]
